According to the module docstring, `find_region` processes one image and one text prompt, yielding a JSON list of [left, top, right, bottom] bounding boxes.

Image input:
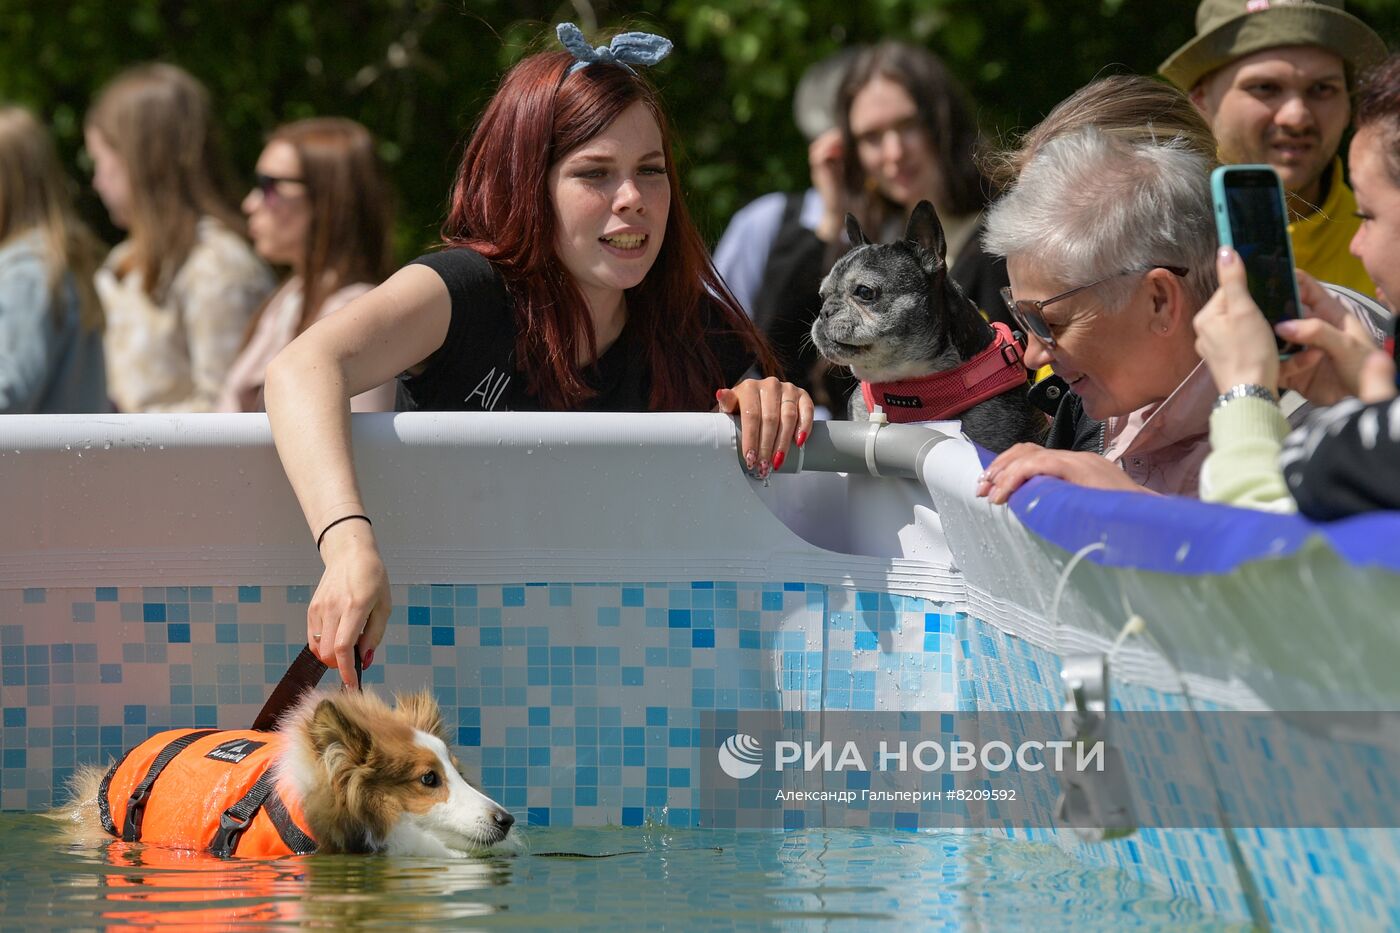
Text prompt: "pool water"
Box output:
[[0, 815, 1237, 930]]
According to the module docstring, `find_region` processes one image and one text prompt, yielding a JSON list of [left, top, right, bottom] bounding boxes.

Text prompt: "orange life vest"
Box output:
[[99, 728, 317, 858]]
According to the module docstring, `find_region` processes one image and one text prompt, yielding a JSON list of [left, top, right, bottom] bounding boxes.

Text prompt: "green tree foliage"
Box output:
[[1, 0, 1395, 259]]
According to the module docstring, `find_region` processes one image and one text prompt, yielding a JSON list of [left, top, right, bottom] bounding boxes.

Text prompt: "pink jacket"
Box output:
[[216, 278, 395, 413], [1102, 361, 1214, 497]]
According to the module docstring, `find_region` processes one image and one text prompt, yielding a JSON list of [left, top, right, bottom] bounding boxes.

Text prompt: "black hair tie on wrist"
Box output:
[[316, 514, 372, 552]]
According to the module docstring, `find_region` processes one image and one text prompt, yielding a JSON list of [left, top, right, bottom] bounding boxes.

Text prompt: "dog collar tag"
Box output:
[[880, 393, 923, 409]]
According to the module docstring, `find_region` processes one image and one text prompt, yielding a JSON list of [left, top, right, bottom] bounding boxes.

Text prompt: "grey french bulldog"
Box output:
[[811, 201, 1047, 453]]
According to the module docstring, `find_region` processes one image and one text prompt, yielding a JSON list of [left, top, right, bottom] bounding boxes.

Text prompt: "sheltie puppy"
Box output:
[[51, 689, 520, 858]]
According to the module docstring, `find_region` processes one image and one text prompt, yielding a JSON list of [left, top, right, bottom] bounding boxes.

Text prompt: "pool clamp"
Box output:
[[1055, 653, 1137, 842]]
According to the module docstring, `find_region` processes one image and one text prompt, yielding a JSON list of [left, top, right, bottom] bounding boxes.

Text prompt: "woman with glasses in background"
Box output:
[[217, 118, 396, 412], [748, 41, 1009, 417], [85, 64, 273, 412]]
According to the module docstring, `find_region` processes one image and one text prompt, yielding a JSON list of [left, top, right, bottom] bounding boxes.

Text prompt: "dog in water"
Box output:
[[811, 201, 1047, 453], [51, 689, 520, 858]]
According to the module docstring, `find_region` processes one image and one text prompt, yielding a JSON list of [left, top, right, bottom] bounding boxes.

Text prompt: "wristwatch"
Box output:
[[1213, 383, 1277, 412]]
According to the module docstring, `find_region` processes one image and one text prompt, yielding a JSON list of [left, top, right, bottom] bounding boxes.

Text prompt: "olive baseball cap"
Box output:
[[1159, 0, 1387, 91]]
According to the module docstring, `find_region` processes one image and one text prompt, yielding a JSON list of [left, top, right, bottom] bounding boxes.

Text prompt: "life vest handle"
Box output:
[[251, 644, 362, 732]]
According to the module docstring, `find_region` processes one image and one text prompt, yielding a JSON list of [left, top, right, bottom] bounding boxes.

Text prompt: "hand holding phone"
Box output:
[[1211, 165, 1302, 355]]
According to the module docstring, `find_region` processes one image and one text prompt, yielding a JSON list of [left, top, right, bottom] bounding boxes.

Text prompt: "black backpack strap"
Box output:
[[209, 770, 275, 857], [264, 788, 318, 856], [97, 746, 135, 836], [121, 729, 220, 842], [209, 769, 317, 857], [750, 192, 818, 336]]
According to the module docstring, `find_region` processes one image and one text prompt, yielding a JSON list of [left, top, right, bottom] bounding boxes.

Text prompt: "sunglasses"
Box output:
[[253, 172, 306, 203], [1000, 265, 1189, 349]]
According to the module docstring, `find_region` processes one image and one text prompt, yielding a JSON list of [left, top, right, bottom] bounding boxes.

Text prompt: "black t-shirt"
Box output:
[[398, 248, 754, 412]]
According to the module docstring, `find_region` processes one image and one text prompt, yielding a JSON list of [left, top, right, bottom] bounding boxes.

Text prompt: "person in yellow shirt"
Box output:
[[1160, 0, 1386, 299]]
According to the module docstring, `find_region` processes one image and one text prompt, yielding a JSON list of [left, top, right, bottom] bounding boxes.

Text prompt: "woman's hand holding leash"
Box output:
[[716, 377, 814, 478], [309, 516, 391, 687]]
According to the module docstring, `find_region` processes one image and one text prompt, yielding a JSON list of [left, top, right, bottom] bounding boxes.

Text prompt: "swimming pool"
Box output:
[[2, 412, 1397, 927], [1, 815, 1232, 930]]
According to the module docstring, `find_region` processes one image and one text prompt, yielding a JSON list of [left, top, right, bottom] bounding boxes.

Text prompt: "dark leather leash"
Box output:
[[251, 644, 362, 732]]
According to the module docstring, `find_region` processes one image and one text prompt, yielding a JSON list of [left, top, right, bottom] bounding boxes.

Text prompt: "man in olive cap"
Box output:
[[1161, 0, 1387, 297]]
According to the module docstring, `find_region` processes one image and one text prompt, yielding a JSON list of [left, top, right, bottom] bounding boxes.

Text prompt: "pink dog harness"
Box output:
[[860, 322, 1028, 424]]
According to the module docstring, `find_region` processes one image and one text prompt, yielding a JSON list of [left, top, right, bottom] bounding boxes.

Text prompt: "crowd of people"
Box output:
[[2, 63, 401, 416], [0, 3, 1396, 677]]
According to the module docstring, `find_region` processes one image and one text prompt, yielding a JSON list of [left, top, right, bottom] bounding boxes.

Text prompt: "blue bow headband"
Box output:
[[556, 22, 673, 77]]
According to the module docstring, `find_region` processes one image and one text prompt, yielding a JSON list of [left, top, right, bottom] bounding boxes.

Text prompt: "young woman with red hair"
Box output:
[[265, 30, 813, 682]]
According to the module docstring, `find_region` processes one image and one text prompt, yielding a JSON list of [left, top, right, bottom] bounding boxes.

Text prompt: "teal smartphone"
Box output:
[[1211, 164, 1301, 355]]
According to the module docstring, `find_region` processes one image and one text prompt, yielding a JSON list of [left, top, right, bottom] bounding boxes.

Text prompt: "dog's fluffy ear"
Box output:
[[309, 697, 373, 764], [905, 201, 947, 270], [844, 213, 869, 248], [395, 691, 446, 741]]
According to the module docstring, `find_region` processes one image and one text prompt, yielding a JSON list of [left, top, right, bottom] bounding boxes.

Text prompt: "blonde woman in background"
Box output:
[[85, 64, 274, 412], [219, 118, 397, 412], [0, 107, 108, 413]]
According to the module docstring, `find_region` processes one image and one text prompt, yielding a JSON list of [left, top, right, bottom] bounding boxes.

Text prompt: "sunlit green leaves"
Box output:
[[0, 0, 1395, 254]]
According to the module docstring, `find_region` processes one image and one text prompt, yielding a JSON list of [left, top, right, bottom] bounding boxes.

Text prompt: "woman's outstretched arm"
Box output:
[[264, 264, 452, 684]]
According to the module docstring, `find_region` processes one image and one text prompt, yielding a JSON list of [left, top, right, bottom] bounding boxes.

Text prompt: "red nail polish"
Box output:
[[363, 648, 375, 669], [795, 431, 808, 447], [715, 389, 726, 401], [773, 450, 786, 470]]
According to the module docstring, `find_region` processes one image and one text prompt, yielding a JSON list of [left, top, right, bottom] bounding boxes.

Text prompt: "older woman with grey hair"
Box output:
[[975, 126, 1220, 501]]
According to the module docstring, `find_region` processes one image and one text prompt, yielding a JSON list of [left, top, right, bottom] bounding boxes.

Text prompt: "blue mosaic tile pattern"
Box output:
[[5, 582, 1398, 926], [1, 581, 906, 827], [957, 620, 1253, 919], [957, 617, 1400, 928], [1112, 680, 1400, 929], [825, 589, 957, 713]]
